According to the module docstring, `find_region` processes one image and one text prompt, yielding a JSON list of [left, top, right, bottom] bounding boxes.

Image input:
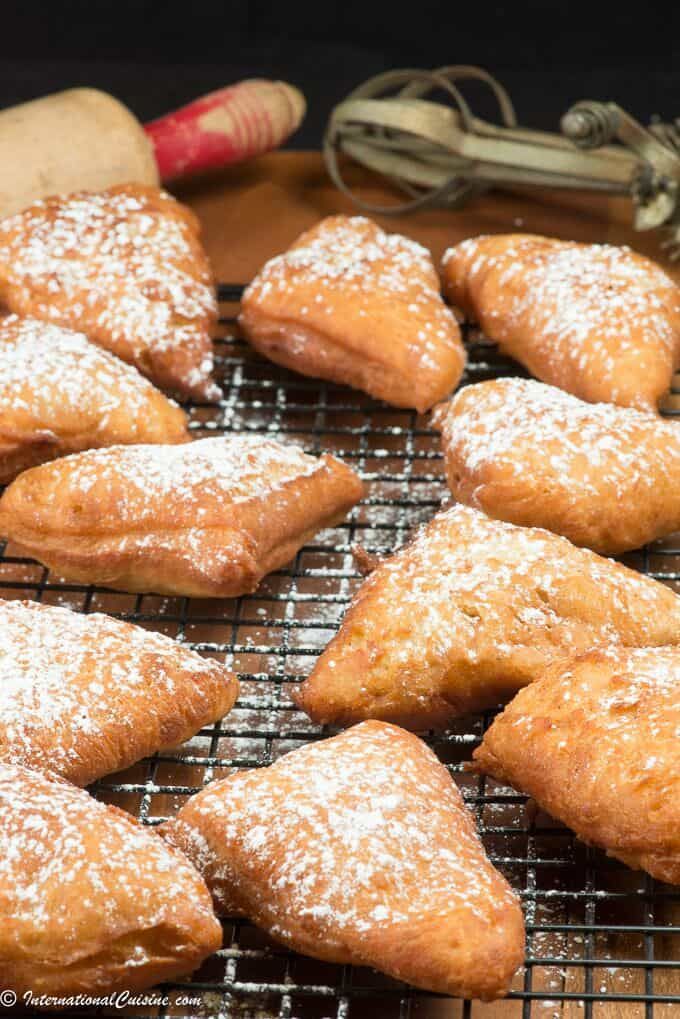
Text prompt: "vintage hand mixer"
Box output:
[[324, 65, 680, 258]]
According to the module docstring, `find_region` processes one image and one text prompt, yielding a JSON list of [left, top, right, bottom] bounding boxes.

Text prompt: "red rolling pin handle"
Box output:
[[145, 80, 306, 181]]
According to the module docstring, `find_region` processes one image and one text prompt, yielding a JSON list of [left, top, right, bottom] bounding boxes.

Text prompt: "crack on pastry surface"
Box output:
[[434, 377, 680, 554], [0, 313, 189, 483], [473, 645, 680, 884], [441, 233, 680, 410], [0, 763, 221, 995], [295, 505, 680, 729], [0, 184, 220, 401], [240, 215, 466, 412], [162, 720, 525, 1000], [0, 600, 239, 786], [0, 435, 365, 597]]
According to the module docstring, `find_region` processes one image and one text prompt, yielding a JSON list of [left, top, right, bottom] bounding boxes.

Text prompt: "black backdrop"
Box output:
[[1, 1, 679, 146]]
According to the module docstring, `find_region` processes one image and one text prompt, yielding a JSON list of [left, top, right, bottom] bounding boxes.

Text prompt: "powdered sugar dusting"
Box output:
[[443, 235, 680, 406], [0, 313, 178, 424], [244, 215, 462, 370], [438, 377, 680, 500], [249, 215, 435, 290], [507, 646, 680, 747], [0, 186, 218, 397], [479, 645, 680, 877], [313, 506, 680, 712], [0, 600, 231, 779], [35, 435, 326, 527], [174, 722, 518, 946], [0, 761, 216, 948]]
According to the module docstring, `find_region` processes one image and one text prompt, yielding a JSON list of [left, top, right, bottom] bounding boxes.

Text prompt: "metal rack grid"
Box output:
[[3, 283, 680, 1019]]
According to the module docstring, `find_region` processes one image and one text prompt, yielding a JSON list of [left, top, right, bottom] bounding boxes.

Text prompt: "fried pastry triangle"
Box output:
[[0, 185, 220, 400], [295, 506, 680, 728], [442, 234, 680, 410], [0, 314, 188, 483], [434, 377, 680, 554], [240, 215, 466, 412], [163, 720, 524, 999], [0, 600, 239, 786], [0, 435, 364, 597], [0, 762, 221, 995], [474, 646, 680, 884]]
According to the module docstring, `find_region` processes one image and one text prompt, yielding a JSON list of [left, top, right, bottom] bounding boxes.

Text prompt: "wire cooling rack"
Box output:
[[3, 284, 680, 1019]]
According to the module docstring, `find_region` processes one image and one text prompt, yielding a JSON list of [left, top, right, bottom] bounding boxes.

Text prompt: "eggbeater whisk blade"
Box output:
[[324, 66, 680, 258]]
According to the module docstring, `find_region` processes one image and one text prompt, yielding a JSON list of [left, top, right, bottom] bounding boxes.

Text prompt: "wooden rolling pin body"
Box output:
[[0, 88, 159, 219], [0, 80, 305, 220]]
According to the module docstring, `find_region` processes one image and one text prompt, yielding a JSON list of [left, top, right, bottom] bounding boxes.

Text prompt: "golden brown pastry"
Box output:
[[441, 234, 680, 410], [0, 761, 221, 995], [295, 506, 680, 729], [0, 314, 188, 484], [239, 215, 466, 412], [0, 184, 220, 401], [0, 599, 238, 786], [474, 645, 680, 884], [0, 435, 364, 597], [163, 720, 524, 999], [434, 377, 680, 554]]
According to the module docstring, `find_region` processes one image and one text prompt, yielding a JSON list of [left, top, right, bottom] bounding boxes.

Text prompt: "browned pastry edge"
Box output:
[[239, 306, 463, 413], [472, 647, 680, 884], [0, 764, 222, 997], [0, 455, 365, 597], [0, 433, 58, 485], [0, 503, 359, 598], [161, 721, 525, 1000], [0, 600, 240, 786]]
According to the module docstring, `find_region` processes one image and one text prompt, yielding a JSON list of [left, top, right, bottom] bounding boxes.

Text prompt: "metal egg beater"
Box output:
[[323, 66, 680, 258]]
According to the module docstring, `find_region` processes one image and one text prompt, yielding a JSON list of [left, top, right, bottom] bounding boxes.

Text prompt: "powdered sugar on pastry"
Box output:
[[442, 234, 680, 409], [0, 764, 193, 929], [48, 435, 325, 524], [506, 646, 680, 743], [443, 236, 680, 356], [241, 215, 465, 411], [0, 762, 221, 994], [296, 505, 680, 727], [245, 216, 459, 365], [249, 216, 433, 289], [0, 600, 238, 784], [0, 185, 219, 400], [438, 378, 674, 482], [363, 507, 674, 654], [0, 314, 178, 422], [184, 723, 514, 927], [164, 720, 524, 998], [435, 377, 680, 552], [0, 434, 363, 597], [245, 215, 432, 288], [474, 645, 680, 883]]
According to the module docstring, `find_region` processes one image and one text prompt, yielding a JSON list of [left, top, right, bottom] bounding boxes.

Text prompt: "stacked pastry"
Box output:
[[0, 197, 519, 1003], [3, 189, 680, 1009], [0, 192, 374, 997], [0, 601, 236, 993], [0, 184, 221, 401], [278, 228, 680, 899]]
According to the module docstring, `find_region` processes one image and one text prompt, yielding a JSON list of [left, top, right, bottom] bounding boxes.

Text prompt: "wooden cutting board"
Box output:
[[175, 150, 680, 288]]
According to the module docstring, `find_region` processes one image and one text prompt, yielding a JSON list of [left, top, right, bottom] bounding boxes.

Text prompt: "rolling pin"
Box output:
[[0, 79, 306, 219]]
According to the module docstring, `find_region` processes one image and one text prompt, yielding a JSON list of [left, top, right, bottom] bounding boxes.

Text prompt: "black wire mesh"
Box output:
[[3, 283, 680, 1019]]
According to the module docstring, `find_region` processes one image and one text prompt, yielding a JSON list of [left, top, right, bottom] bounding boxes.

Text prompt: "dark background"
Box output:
[[1, 1, 679, 146]]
